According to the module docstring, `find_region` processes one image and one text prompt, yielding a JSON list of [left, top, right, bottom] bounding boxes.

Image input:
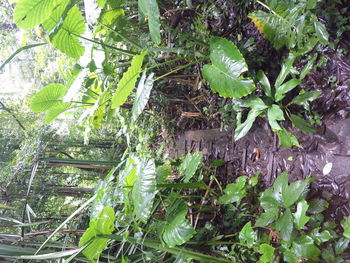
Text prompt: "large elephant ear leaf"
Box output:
[[14, 0, 64, 30], [31, 83, 70, 122], [43, 5, 85, 59], [30, 83, 68, 112], [138, 0, 161, 44], [202, 37, 256, 98]]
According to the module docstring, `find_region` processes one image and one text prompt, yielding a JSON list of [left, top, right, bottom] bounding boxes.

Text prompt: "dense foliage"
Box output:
[[1, 0, 350, 262]]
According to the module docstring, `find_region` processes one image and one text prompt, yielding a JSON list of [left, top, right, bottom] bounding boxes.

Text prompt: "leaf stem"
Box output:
[[155, 59, 205, 81], [76, 34, 137, 56]]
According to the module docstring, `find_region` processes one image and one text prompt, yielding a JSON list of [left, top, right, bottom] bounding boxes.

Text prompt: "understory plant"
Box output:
[[76, 156, 350, 262], [202, 37, 321, 147], [248, 0, 329, 54]]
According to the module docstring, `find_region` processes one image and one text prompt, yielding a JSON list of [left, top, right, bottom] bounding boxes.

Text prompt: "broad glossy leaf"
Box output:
[[310, 228, 332, 244], [277, 128, 299, 148], [257, 70, 271, 97], [138, 0, 161, 44], [290, 114, 316, 132], [292, 235, 320, 260], [219, 176, 247, 205], [162, 199, 195, 247], [202, 37, 256, 98], [90, 168, 117, 218], [112, 51, 147, 109], [179, 152, 202, 183], [275, 54, 296, 88], [79, 206, 115, 261], [249, 11, 291, 50], [267, 104, 284, 130], [272, 172, 288, 200], [234, 97, 268, 141], [293, 200, 310, 230], [14, 0, 64, 30], [308, 199, 328, 214], [30, 83, 68, 112], [300, 54, 317, 80], [275, 78, 301, 102], [239, 222, 256, 247], [274, 208, 293, 241], [289, 90, 321, 107], [259, 244, 275, 263], [132, 158, 157, 222], [282, 179, 309, 208], [43, 5, 85, 58], [314, 21, 329, 45], [255, 209, 279, 227], [132, 72, 155, 121], [342, 216, 350, 239]]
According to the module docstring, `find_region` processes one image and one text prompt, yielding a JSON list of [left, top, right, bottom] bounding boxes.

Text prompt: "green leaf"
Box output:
[[267, 104, 284, 130], [289, 90, 321, 107], [310, 228, 332, 244], [290, 114, 316, 132], [248, 11, 291, 50], [45, 103, 70, 123], [239, 222, 256, 247], [322, 245, 336, 262], [112, 51, 147, 109], [79, 206, 115, 261], [30, 83, 68, 112], [292, 235, 320, 260], [314, 21, 329, 45], [308, 199, 328, 214], [162, 199, 195, 247], [257, 70, 271, 97], [259, 244, 275, 263], [300, 54, 317, 80], [282, 179, 309, 208], [14, 0, 64, 30], [234, 97, 268, 141], [275, 78, 301, 102], [335, 237, 349, 255], [275, 54, 296, 88], [274, 208, 293, 241], [132, 158, 157, 222], [96, 0, 107, 8], [138, 0, 161, 44], [179, 152, 202, 183], [277, 128, 299, 148], [255, 209, 279, 227], [132, 72, 154, 121], [43, 5, 86, 58], [342, 216, 350, 239], [293, 200, 310, 230], [219, 176, 247, 205], [156, 164, 172, 184], [202, 37, 256, 98]]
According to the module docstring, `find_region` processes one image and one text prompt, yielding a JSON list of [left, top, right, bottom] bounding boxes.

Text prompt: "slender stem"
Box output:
[[100, 23, 143, 50], [76, 34, 137, 56], [0, 101, 26, 130], [145, 57, 184, 71], [256, 0, 276, 14], [155, 59, 205, 81]]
